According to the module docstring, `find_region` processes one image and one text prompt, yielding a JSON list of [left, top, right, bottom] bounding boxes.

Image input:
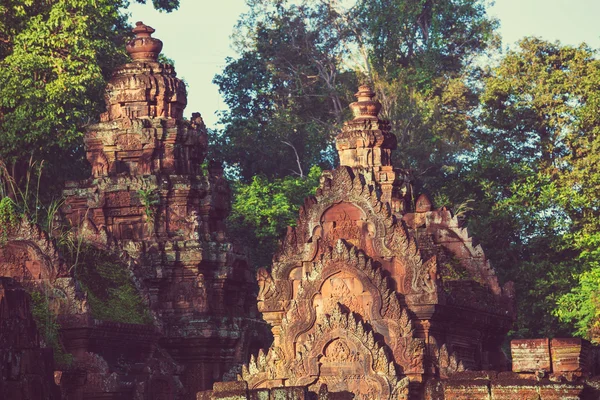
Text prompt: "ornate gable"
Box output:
[[240, 85, 513, 397]]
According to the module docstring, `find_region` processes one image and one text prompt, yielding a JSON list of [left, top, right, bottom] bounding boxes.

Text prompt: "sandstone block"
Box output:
[[551, 338, 591, 374], [512, 338, 551, 373]]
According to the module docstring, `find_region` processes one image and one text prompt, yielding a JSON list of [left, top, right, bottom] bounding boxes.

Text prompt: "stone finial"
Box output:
[[126, 21, 163, 61], [335, 84, 395, 170], [349, 85, 382, 119]]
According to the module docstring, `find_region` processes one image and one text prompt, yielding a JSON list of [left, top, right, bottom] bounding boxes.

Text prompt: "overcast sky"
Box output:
[[126, 0, 600, 129]]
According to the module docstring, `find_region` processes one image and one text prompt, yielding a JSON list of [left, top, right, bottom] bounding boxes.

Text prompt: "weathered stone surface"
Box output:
[[210, 380, 249, 399], [443, 380, 490, 400], [491, 380, 584, 400], [552, 338, 592, 375], [0, 278, 60, 400], [336, 86, 396, 170], [512, 339, 552, 373], [199, 383, 318, 400], [423, 371, 590, 400], [0, 217, 67, 283]]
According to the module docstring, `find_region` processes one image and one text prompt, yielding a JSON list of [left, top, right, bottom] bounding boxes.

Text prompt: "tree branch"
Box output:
[[282, 140, 304, 178]]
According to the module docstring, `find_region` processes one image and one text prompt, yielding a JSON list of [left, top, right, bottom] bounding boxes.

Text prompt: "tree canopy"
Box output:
[[442, 38, 600, 339], [213, 0, 498, 182]]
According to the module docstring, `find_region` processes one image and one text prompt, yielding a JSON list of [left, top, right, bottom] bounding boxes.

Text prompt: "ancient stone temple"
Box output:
[[58, 22, 264, 399], [225, 85, 516, 399], [3, 21, 600, 400]]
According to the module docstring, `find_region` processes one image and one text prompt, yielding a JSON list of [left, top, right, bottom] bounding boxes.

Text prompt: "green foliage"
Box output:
[[137, 189, 160, 223], [143, 0, 179, 12], [555, 264, 600, 341], [0, 158, 67, 238], [158, 53, 175, 66], [356, 0, 499, 191], [376, 72, 482, 193], [213, 1, 356, 180], [0, 1, 127, 163], [354, 0, 499, 82], [69, 245, 152, 324], [215, 0, 497, 187], [440, 38, 600, 339], [1, 161, 71, 250], [29, 289, 73, 367], [555, 232, 600, 342], [229, 165, 322, 267], [440, 256, 470, 281], [0, 197, 18, 244]]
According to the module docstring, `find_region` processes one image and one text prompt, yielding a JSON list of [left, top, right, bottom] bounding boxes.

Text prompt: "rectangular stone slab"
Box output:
[[511, 338, 551, 372], [551, 338, 591, 374]]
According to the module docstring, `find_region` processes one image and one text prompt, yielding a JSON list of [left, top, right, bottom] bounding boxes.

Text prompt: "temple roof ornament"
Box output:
[[126, 21, 163, 61], [335, 84, 397, 171], [349, 84, 382, 119]]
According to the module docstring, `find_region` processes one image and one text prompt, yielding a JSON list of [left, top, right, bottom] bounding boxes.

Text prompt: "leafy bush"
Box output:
[[228, 165, 322, 268], [0, 196, 18, 244], [70, 245, 152, 325]]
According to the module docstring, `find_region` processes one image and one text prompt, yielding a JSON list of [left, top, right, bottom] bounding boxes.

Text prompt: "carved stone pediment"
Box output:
[[241, 85, 514, 397], [242, 240, 423, 398], [241, 305, 410, 400]]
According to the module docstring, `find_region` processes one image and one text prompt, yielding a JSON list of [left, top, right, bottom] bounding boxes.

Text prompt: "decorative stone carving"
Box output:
[[0, 217, 66, 283], [241, 304, 410, 400], [238, 85, 515, 397], [61, 22, 264, 399]]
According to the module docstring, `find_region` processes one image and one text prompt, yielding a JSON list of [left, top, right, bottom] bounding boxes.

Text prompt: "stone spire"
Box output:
[[335, 85, 397, 169], [335, 84, 400, 204], [63, 22, 263, 399], [99, 21, 186, 125], [349, 84, 382, 119]]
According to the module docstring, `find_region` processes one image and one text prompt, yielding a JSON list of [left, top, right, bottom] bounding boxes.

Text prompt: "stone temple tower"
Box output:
[[236, 85, 515, 399], [63, 22, 266, 399]]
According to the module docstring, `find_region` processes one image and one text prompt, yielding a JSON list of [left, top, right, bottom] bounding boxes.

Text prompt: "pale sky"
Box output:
[[126, 0, 600, 129]]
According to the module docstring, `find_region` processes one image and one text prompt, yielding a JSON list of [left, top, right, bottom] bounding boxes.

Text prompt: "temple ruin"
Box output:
[[1, 22, 600, 400], [2, 22, 266, 400]]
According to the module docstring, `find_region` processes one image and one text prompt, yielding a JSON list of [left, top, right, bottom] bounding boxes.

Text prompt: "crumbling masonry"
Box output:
[[1, 22, 600, 400]]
